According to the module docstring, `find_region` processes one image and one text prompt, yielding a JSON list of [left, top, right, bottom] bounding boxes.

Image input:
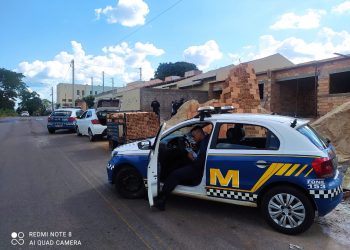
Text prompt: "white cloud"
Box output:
[[95, 0, 149, 27], [332, 1, 350, 14], [183, 40, 223, 70], [17, 40, 165, 100], [229, 27, 350, 64], [270, 9, 326, 30]]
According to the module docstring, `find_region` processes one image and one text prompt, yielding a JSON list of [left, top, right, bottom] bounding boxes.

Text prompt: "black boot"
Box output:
[[154, 193, 166, 211]]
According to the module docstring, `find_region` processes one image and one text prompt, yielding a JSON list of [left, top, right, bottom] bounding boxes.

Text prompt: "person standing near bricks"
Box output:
[[151, 98, 160, 116]]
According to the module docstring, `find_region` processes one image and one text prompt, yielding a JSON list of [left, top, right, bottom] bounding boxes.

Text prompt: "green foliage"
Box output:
[[17, 89, 44, 115], [154, 62, 198, 80], [0, 109, 17, 117], [0, 68, 26, 110], [83, 95, 95, 108]]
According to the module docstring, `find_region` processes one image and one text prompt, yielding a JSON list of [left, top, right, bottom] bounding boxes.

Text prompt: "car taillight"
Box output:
[[91, 119, 100, 125], [68, 117, 76, 122], [311, 157, 335, 178]]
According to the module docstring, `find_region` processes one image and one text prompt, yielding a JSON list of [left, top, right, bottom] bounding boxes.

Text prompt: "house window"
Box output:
[[77, 90, 80, 95], [62, 99, 66, 102], [95, 91, 97, 95], [330, 71, 350, 94], [90, 91, 92, 95], [68, 99, 72, 102], [82, 90, 85, 96]]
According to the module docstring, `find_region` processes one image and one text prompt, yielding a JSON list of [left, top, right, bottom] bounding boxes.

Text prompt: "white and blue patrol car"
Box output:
[[107, 107, 343, 234]]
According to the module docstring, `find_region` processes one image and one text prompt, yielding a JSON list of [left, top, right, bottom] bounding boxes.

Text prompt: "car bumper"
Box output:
[[311, 171, 344, 216], [47, 122, 76, 130], [107, 162, 115, 184], [91, 124, 107, 135]]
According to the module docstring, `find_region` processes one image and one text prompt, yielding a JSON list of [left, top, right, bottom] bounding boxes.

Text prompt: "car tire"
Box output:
[[76, 127, 82, 136], [115, 166, 146, 199], [261, 185, 315, 235], [48, 128, 55, 134], [88, 129, 95, 142]]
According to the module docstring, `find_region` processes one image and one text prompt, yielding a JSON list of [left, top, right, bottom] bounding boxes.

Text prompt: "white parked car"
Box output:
[[20, 111, 30, 117], [76, 109, 107, 141]]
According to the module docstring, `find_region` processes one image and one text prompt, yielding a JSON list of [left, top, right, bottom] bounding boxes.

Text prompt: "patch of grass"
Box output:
[[0, 109, 18, 117]]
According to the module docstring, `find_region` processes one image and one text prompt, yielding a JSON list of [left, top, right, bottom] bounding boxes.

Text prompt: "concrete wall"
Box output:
[[118, 89, 141, 111], [140, 88, 208, 121]]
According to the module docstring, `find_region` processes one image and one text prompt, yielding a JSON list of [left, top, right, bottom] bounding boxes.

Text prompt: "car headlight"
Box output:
[[111, 150, 118, 157]]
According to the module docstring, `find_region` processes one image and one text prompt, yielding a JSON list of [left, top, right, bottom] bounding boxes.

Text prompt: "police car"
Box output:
[[107, 106, 343, 234]]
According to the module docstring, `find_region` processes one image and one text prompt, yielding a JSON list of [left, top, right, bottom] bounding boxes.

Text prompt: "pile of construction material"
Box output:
[[311, 101, 350, 163], [166, 63, 263, 127], [107, 112, 159, 141]]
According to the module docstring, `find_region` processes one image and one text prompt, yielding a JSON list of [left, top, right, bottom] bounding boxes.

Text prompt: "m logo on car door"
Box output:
[[209, 168, 239, 188]]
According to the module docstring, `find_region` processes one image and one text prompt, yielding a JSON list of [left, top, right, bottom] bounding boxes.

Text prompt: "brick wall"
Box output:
[[258, 57, 350, 117]]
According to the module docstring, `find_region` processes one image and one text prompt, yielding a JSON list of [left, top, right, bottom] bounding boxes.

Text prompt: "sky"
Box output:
[[0, 0, 350, 101]]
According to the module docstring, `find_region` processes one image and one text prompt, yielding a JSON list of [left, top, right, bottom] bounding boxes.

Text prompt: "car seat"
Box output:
[[226, 125, 245, 144]]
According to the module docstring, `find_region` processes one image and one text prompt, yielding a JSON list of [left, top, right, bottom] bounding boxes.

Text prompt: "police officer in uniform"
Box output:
[[154, 125, 210, 210]]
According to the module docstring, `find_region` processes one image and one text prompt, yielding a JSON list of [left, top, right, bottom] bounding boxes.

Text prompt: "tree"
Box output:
[[154, 62, 198, 80], [0, 68, 26, 110], [83, 95, 95, 108], [17, 89, 43, 115]]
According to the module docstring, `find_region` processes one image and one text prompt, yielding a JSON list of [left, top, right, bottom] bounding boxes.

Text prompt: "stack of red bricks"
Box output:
[[166, 63, 261, 126], [219, 63, 260, 113], [108, 112, 159, 140]]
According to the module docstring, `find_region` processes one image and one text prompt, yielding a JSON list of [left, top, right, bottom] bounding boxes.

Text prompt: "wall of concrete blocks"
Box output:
[[139, 88, 208, 121]]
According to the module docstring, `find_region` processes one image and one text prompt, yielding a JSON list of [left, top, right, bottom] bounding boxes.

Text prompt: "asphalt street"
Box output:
[[0, 116, 348, 250]]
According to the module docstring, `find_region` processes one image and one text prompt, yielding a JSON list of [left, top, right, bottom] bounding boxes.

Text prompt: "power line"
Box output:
[[114, 0, 184, 44]]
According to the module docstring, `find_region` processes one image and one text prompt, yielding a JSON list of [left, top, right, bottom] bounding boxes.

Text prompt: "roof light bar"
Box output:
[[220, 106, 235, 113]]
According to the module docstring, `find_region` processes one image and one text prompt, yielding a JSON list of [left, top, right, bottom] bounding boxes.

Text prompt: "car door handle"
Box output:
[[256, 160, 270, 168]]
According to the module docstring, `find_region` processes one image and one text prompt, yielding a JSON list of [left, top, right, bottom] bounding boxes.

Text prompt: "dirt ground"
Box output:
[[316, 197, 350, 246]]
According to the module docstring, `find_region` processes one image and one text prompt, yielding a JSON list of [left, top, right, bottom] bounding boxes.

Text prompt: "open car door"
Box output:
[[147, 123, 166, 207]]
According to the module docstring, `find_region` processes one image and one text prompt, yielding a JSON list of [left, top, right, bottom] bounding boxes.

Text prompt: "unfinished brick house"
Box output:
[[256, 56, 350, 117]]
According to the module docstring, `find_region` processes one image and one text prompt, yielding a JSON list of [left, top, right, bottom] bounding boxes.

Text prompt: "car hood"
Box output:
[[112, 138, 155, 155]]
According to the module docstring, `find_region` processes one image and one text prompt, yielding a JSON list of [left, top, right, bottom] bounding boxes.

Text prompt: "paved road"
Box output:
[[0, 117, 348, 249]]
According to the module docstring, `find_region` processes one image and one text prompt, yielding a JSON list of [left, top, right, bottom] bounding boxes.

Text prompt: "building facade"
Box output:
[[56, 83, 114, 107], [256, 55, 350, 117]]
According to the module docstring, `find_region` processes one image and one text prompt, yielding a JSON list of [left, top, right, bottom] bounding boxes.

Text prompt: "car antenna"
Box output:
[[290, 119, 297, 128]]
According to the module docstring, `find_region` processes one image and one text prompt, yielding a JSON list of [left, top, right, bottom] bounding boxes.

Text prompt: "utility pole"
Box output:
[[139, 67, 142, 81], [71, 59, 75, 107], [91, 77, 94, 96], [102, 71, 105, 93], [51, 87, 54, 111], [111, 78, 115, 97]]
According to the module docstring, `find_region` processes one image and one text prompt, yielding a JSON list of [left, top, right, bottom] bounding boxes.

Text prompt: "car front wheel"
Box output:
[[88, 129, 95, 142], [76, 126, 82, 136], [115, 166, 146, 199], [261, 186, 315, 234]]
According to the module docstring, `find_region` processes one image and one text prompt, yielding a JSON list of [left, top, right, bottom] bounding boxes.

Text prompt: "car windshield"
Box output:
[[297, 125, 328, 150], [52, 111, 72, 117]]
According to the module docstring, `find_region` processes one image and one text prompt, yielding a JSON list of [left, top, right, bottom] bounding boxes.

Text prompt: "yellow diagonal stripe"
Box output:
[[250, 163, 284, 193], [295, 164, 308, 176], [284, 164, 300, 176], [304, 168, 313, 177], [275, 164, 292, 176]]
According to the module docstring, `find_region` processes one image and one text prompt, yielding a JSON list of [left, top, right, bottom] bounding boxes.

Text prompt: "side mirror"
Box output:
[[138, 140, 151, 150]]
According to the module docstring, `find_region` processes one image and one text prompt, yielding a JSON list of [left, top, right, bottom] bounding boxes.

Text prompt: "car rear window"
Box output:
[[52, 111, 72, 117], [297, 125, 328, 150]]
